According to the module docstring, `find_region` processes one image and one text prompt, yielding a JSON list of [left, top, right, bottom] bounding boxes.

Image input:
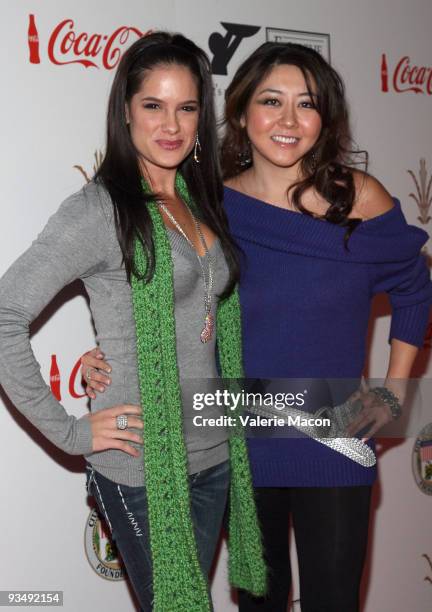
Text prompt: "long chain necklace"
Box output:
[[157, 200, 215, 343]]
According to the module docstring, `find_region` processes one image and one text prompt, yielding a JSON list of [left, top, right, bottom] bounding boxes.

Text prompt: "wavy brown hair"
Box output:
[[221, 42, 368, 238], [95, 31, 239, 296]]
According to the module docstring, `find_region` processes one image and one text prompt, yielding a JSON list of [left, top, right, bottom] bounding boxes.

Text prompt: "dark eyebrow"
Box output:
[[256, 88, 318, 98], [256, 88, 283, 95], [140, 96, 199, 104]]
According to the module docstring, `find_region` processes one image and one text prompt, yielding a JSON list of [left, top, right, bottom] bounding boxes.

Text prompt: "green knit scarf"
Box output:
[[131, 173, 266, 611]]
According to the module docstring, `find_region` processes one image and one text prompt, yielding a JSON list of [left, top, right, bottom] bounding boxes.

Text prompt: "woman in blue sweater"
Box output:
[[221, 42, 432, 612], [83, 42, 432, 611]]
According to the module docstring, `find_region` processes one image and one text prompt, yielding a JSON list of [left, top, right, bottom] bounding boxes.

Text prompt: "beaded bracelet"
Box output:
[[370, 386, 402, 420]]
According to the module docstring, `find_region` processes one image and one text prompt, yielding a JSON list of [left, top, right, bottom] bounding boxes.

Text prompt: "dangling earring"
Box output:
[[238, 149, 251, 167], [237, 138, 252, 168], [193, 134, 201, 163], [311, 151, 317, 171]]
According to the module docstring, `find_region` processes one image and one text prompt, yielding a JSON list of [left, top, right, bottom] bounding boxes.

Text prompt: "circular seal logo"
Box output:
[[412, 423, 432, 495], [84, 508, 125, 580]]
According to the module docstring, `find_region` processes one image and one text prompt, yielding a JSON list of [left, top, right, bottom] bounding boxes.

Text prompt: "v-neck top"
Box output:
[[0, 181, 230, 486]]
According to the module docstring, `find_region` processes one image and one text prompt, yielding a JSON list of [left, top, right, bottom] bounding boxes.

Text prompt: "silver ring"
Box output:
[[85, 367, 94, 383], [116, 414, 128, 430]]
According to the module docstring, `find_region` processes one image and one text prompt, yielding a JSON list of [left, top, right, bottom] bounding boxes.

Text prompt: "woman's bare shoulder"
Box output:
[[352, 171, 394, 221]]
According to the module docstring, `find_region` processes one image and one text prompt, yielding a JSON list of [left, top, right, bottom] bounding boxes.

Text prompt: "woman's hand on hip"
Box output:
[[81, 348, 112, 399], [88, 404, 143, 457], [345, 389, 393, 441]]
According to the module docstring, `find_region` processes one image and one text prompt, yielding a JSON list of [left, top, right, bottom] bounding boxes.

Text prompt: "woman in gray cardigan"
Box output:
[[0, 32, 252, 611]]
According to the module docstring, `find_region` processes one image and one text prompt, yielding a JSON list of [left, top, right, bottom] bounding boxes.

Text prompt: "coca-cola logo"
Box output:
[[49, 354, 87, 401], [28, 14, 145, 70], [381, 53, 432, 95]]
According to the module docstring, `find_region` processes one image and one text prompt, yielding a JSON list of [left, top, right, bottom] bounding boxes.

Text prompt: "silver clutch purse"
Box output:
[[247, 398, 376, 468]]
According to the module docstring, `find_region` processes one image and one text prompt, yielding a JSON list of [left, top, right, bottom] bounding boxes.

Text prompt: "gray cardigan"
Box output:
[[0, 181, 229, 486]]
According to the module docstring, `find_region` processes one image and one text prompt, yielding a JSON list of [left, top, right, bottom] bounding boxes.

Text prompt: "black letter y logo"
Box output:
[[209, 22, 261, 75]]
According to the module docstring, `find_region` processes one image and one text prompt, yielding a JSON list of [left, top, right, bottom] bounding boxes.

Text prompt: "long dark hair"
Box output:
[[221, 42, 368, 237], [95, 31, 239, 295]]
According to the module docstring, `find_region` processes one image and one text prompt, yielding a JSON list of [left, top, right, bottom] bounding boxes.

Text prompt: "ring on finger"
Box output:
[[116, 414, 128, 430], [85, 367, 94, 383]]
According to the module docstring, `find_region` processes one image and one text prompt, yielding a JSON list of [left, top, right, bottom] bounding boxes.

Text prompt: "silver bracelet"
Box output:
[[369, 386, 402, 420]]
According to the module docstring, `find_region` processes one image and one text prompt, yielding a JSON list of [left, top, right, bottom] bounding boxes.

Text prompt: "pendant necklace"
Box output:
[[157, 200, 214, 343]]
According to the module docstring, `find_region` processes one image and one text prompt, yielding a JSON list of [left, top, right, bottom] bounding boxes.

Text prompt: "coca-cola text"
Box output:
[[381, 53, 432, 95], [28, 15, 144, 70]]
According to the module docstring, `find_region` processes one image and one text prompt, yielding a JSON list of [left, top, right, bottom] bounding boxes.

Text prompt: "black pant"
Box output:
[[238, 486, 371, 612]]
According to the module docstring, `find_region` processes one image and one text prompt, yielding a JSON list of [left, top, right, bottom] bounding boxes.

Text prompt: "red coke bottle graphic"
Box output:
[[50, 354, 61, 401], [28, 14, 40, 64], [381, 53, 388, 92]]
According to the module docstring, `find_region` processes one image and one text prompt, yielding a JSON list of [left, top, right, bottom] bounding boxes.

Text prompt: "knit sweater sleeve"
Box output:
[[0, 184, 112, 454], [372, 251, 432, 347]]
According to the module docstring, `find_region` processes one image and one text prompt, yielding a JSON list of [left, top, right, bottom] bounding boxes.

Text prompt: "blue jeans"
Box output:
[[85, 460, 230, 611]]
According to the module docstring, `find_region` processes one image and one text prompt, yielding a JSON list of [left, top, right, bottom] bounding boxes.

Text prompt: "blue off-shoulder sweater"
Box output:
[[223, 186, 432, 487]]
